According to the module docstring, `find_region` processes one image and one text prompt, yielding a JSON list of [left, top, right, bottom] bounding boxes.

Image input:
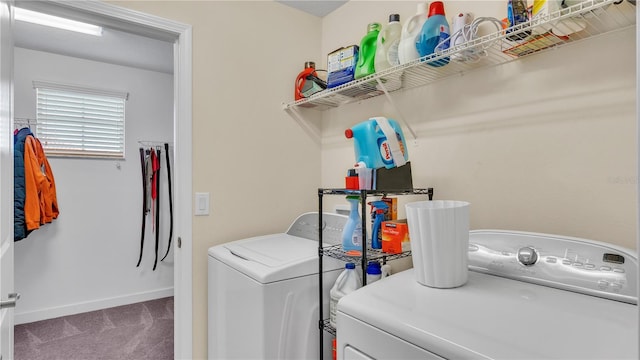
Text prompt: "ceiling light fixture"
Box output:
[[14, 7, 103, 36]]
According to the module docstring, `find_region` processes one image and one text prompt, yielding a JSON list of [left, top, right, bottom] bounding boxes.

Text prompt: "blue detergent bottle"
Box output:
[[345, 117, 409, 169], [342, 196, 363, 256], [369, 201, 389, 249], [416, 1, 450, 67]]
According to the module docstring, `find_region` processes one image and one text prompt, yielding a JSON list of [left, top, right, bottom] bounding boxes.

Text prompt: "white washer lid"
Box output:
[[338, 269, 638, 359], [208, 233, 343, 283]]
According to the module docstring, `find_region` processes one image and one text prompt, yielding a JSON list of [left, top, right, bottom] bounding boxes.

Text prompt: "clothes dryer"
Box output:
[[208, 212, 347, 360], [337, 230, 638, 359]]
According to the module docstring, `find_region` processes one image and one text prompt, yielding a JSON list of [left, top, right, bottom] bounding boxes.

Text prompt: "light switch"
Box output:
[[195, 192, 210, 216]]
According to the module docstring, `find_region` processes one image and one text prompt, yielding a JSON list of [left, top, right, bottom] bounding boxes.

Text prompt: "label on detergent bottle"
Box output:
[[387, 39, 400, 66], [435, 24, 450, 52], [378, 133, 406, 167]]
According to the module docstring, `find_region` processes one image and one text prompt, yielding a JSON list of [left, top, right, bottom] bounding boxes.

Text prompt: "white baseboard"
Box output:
[[14, 287, 174, 325]]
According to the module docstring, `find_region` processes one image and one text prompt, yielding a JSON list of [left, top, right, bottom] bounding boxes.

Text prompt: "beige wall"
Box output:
[[110, 1, 636, 358], [109, 1, 322, 358], [319, 1, 637, 251]]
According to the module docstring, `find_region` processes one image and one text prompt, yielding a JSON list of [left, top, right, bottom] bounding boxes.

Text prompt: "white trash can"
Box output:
[[405, 200, 470, 288]]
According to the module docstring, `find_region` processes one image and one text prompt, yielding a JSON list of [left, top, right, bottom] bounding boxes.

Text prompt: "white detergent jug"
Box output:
[[531, 0, 587, 36], [398, 2, 428, 65], [329, 263, 362, 328], [375, 14, 402, 72]]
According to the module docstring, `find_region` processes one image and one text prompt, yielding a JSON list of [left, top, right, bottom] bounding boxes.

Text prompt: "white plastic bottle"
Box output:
[[365, 261, 382, 284], [398, 2, 428, 65], [374, 14, 402, 73], [329, 263, 362, 328]]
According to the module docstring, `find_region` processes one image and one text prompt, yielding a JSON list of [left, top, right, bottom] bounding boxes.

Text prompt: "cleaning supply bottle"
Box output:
[[342, 196, 363, 256], [329, 262, 362, 328], [381, 263, 392, 278], [374, 14, 402, 73], [354, 22, 381, 79], [398, 2, 428, 65], [416, 1, 451, 67], [366, 261, 382, 284], [369, 201, 389, 249], [294, 61, 326, 101], [506, 0, 531, 41], [345, 117, 409, 169]]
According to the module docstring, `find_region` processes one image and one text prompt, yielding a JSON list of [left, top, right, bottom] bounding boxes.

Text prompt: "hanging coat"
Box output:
[[14, 127, 33, 241], [24, 135, 59, 231]]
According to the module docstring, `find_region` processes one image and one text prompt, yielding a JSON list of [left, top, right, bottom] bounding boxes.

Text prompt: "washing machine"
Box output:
[[208, 212, 347, 360], [337, 230, 638, 359]]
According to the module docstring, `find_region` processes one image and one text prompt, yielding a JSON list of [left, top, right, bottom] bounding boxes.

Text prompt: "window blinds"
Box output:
[[33, 81, 128, 158]]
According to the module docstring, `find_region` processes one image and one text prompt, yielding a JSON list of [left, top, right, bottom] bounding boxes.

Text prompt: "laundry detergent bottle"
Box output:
[[342, 196, 363, 256], [416, 1, 451, 67], [398, 2, 428, 65], [374, 14, 402, 73], [294, 61, 326, 101], [345, 117, 409, 169], [329, 262, 362, 328], [354, 22, 381, 79], [366, 261, 382, 284]]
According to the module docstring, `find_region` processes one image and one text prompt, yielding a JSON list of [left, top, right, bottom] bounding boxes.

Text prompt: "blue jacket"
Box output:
[[14, 127, 33, 241]]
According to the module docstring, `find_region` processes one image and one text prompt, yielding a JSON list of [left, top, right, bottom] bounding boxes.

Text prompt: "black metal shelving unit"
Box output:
[[317, 187, 434, 359]]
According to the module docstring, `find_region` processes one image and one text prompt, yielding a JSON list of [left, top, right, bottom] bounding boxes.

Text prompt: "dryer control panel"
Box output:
[[286, 212, 347, 245], [468, 230, 638, 304]]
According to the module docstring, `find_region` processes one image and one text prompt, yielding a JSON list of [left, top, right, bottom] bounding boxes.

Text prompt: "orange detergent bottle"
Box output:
[[294, 61, 326, 101]]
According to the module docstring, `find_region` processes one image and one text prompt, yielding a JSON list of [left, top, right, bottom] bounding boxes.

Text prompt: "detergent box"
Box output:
[[381, 219, 409, 254], [327, 45, 358, 88]]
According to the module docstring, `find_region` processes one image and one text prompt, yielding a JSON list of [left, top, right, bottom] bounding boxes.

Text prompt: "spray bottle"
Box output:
[[342, 196, 363, 256], [369, 200, 389, 249]]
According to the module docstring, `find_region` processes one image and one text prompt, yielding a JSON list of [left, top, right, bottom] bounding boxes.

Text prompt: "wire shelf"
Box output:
[[283, 0, 635, 111], [321, 319, 336, 336], [321, 243, 412, 263], [319, 188, 434, 197]]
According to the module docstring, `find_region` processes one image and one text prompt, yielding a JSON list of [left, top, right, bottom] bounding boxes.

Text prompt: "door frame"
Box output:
[[29, 1, 194, 358], [1, 0, 14, 359]]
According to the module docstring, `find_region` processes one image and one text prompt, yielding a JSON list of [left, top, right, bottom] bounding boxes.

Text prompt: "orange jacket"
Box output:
[[24, 135, 59, 231]]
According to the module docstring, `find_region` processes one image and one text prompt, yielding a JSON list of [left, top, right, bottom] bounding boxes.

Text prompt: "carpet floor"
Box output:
[[14, 297, 174, 360]]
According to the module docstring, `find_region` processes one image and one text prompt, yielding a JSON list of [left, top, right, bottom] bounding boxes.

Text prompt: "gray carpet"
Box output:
[[14, 297, 173, 360]]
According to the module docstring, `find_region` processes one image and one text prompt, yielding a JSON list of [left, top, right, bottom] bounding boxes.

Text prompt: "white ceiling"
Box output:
[[13, 1, 347, 75], [276, 0, 347, 17], [13, 19, 175, 74]]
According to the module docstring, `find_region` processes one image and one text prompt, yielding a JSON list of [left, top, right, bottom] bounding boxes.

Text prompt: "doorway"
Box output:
[[9, 1, 192, 358]]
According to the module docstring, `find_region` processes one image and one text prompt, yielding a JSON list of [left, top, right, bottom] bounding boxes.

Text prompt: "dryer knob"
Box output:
[[517, 246, 538, 266]]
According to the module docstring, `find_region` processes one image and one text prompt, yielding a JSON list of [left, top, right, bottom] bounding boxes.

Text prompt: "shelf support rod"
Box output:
[[282, 103, 321, 146], [375, 78, 417, 141], [317, 192, 324, 360]]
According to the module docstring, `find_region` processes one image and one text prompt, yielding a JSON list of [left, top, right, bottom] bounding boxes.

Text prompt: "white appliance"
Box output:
[[337, 230, 638, 359], [208, 212, 347, 360]]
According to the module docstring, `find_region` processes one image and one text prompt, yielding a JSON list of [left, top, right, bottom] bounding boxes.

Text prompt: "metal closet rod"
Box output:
[[138, 141, 172, 147], [15, 117, 37, 124]]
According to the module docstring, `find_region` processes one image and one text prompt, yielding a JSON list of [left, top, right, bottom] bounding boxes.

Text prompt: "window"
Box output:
[[34, 81, 128, 158]]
